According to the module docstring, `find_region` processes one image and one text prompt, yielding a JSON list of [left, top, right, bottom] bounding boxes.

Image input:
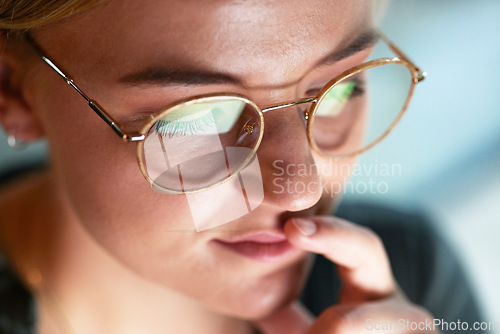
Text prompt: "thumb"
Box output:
[[252, 301, 314, 334]]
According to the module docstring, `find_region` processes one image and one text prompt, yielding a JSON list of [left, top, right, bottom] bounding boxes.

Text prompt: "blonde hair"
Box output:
[[0, 0, 102, 32]]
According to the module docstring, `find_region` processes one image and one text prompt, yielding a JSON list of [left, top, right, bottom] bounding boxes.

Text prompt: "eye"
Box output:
[[153, 108, 216, 138], [314, 78, 366, 117], [307, 76, 365, 97], [151, 100, 246, 138]]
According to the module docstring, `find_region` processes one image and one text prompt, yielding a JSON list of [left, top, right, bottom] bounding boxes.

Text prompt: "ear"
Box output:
[[0, 35, 44, 142]]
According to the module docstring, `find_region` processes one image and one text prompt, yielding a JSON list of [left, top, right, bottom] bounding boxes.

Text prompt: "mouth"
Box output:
[[211, 231, 298, 262]]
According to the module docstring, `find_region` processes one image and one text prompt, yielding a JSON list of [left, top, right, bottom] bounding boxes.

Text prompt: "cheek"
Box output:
[[39, 87, 152, 223], [312, 100, 368, 204], [36, 78, 200, 267], [35, 82, 312, 318]]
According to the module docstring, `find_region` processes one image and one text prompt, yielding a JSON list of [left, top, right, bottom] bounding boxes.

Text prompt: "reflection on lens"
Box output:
[[141, 97, 262, 193], [311, 62, 413, 157]]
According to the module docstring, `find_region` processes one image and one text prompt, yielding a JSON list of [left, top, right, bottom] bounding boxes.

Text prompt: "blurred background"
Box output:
[[0, 0, 499, 321], [348, 0, 500, 320]]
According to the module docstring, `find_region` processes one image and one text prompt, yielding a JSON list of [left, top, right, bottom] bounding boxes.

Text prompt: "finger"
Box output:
[[307, 298, 437, 334], [253, 301, 314, 334], [284, 216, 395, 302]]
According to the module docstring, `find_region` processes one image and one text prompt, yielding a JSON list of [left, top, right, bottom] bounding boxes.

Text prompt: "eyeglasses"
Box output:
[[25, 30, 425, 194]]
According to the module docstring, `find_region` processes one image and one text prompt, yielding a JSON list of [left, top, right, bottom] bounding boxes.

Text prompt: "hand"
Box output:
[[253, 216, 437, 334]]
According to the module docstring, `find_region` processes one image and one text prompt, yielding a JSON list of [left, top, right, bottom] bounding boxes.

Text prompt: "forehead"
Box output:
[[37, 0, 372, 87]]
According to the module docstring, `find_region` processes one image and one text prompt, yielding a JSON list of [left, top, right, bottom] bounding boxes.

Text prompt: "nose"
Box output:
[[255, 98, 322, 212]]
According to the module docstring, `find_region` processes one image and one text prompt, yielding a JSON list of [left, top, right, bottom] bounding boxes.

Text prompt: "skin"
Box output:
[[0, 0, 435, 333]]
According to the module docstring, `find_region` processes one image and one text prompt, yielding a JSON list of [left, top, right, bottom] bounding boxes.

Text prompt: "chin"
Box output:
[[205, 253, 314, 320]]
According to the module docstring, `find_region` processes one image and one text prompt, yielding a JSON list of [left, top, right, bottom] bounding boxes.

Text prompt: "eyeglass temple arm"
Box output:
[[24, 35, 144, 142], [376, 29, 426, 82]]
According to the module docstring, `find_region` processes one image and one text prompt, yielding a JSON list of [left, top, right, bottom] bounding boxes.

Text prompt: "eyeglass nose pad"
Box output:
[[294, 104, 310, 127], [235, 118, 261, 146]]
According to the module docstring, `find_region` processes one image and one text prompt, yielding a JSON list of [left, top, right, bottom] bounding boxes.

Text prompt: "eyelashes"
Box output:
[[350, 77, 366, 97], [306, 76, 366, 97], [149, 75, 367, 139], [154, 112, 216, 138]]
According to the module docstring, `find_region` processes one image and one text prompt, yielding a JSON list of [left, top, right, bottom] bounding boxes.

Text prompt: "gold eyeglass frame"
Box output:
[[25, 30, 426, 194]]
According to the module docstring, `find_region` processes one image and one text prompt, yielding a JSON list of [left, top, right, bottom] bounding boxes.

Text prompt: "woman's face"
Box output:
[[26, 0, 373, 320]]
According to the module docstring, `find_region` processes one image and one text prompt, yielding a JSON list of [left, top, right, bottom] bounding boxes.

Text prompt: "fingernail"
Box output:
[[292, 218, 317, 236]]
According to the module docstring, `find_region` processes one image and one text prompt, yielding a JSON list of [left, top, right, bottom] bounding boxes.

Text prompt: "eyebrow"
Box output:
[[317, 28, 377, 66], [119, 28, 377, 88], [120, 67, 240, 87]]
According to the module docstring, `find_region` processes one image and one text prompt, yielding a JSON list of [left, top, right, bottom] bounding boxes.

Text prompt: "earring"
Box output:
[[7, 135, 28, 151]]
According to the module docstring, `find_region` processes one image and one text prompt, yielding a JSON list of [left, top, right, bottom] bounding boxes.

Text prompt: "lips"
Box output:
[[212, 231, 297, 262]]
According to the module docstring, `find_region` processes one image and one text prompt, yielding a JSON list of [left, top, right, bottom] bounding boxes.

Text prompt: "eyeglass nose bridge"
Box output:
[[261, 96, 317, 120], [241, 96, 316, 140]]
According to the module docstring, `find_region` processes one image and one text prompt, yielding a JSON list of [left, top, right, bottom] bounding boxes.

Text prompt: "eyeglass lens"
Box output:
[[141, 62, 413, 193], [311, 62, 413, 157], [141, 98, 262, 193]]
